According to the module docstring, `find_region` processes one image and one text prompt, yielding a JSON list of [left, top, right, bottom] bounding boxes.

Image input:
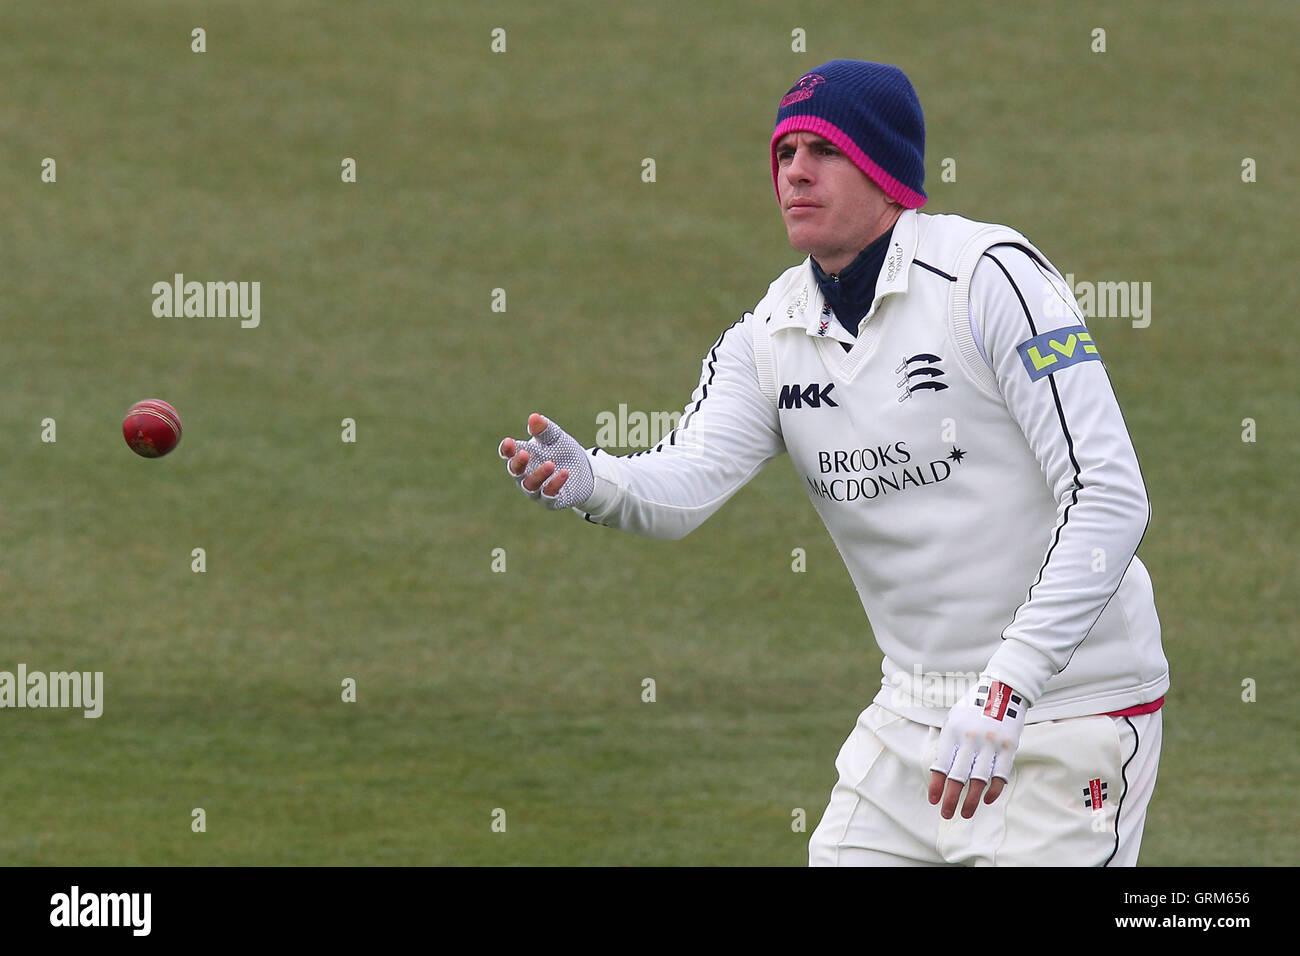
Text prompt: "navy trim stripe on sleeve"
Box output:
[[984, 251, 1084, 619], [913, 259, 957, 282], [1016, 248, 1086, 323], [674, 314, 746, 433]]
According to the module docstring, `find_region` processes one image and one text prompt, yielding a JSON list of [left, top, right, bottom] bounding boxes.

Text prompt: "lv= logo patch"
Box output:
[[1016, 325, 1101, 381]]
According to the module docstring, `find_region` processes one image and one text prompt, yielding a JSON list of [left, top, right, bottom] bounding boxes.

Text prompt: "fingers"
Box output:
[[929, 769, 992, 819], [523, 461, 552, 493], [502, 447, 567, 494], [501, 414, 550, 474], [940, 778, 965, 819], [927, 770, 946, 805], [541, 468, 569, 499], [927, 771, 1006, 820], [930, 775, 972, 816], [506, 448, 528, 478], [522, 460, 568, 494], [506, 450, 567, 495], [500, 412, 548, 459], [960, 778, 987, 819]]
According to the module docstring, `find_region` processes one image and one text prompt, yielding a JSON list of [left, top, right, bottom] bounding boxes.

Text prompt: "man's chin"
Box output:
[[788, 241, 829, 265], [784, 228, 818, 257]]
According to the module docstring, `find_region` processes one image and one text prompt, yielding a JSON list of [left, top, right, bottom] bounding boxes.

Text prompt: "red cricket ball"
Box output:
[[123, 399, 183, 458]]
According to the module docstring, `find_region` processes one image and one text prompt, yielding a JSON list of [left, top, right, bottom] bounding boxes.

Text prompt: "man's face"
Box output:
[[775, 131, 899, 274]]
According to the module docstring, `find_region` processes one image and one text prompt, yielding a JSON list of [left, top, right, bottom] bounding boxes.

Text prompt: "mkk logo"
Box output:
[[778, 382, 838, 409], [896, 352, 947, 402], [1016, 324, 1101, 381], [817, 304, 832, 336]]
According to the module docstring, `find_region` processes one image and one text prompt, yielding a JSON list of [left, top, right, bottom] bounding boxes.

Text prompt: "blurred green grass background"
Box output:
[[0, 0, 1295, 864]]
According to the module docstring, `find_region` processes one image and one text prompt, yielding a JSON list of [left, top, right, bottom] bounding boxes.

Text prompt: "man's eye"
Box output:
[[819, 146, 838, 156]]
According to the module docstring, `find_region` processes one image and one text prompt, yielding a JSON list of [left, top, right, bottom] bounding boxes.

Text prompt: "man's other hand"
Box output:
[[498, 413, 595, 510]]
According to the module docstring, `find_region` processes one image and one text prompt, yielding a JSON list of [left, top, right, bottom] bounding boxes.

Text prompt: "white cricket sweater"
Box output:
[[577, 209, 1169, 725]]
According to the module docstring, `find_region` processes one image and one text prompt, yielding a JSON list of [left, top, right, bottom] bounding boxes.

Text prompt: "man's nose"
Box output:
[[785, 147, 813, 183]]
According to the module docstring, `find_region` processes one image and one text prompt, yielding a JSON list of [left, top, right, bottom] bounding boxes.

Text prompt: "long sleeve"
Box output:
[[577, 311, 786, 540], [970, 246, 1151, 705]]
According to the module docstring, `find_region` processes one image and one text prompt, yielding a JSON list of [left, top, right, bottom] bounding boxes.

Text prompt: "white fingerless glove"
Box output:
[[930, 677, 1028, 787], [500, 417, 595, 511]]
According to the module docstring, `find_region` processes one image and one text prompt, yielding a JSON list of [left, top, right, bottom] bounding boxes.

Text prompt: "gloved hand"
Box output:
[[498, 413, 595, 511], [928, 676, 1028, 819]]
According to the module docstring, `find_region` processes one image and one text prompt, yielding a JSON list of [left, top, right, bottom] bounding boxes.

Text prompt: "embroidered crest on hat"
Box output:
[[780, 73, 826, 108]]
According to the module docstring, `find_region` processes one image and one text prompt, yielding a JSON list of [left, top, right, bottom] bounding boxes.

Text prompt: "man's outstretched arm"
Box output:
[[497, 312, 786, 540]]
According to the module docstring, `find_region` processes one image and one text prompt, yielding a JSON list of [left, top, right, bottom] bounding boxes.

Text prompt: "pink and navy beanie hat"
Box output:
[[771, 59, 927, 208]]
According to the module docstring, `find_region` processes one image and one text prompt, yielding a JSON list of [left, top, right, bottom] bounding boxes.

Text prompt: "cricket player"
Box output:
[[498, 60, 1168, 866]]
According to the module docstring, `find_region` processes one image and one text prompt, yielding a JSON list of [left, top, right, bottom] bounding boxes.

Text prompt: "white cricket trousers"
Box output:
[[808, 703, 1162, 866]]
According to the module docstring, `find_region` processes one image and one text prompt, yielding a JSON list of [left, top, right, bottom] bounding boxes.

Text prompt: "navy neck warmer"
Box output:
[[810, 223, 896, 338]]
